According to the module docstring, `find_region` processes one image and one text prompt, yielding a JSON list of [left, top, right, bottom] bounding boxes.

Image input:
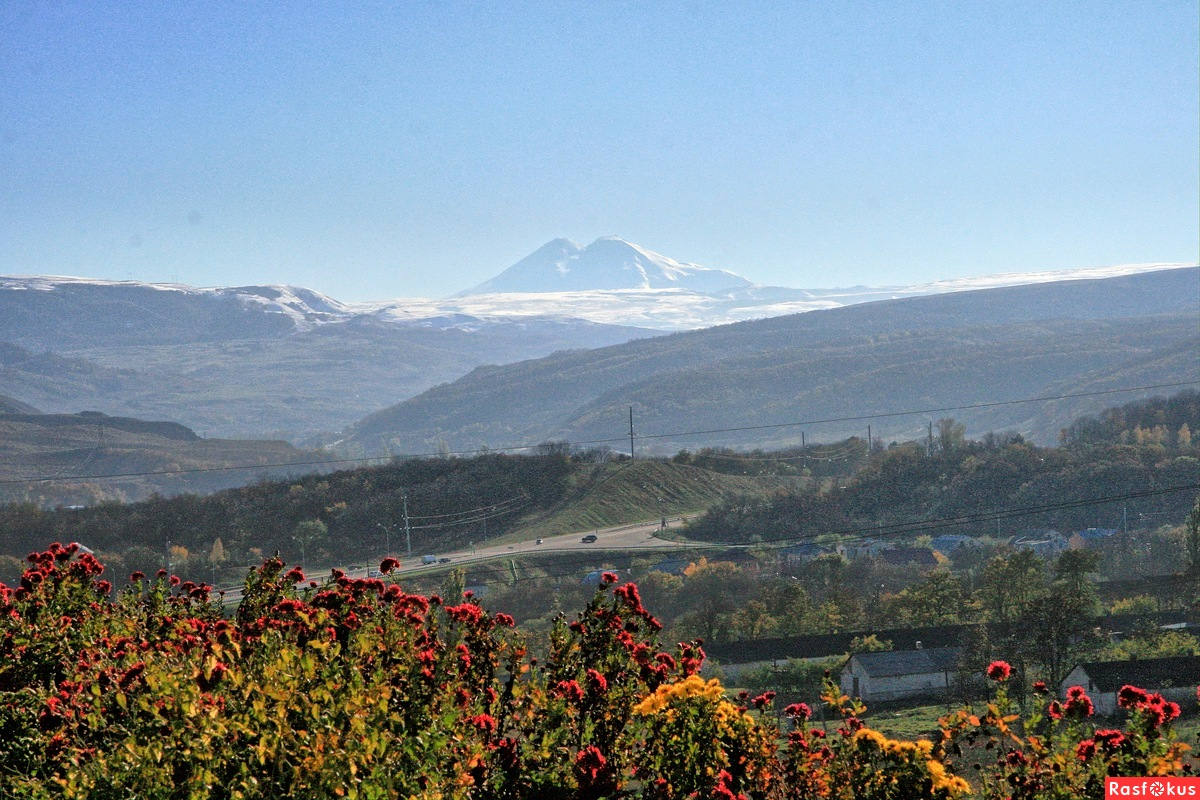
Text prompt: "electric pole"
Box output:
[[629, 406, 635, 460], [403, 493, 412, 556]]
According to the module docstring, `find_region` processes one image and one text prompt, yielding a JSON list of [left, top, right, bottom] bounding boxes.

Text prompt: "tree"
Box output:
[[292, 519, 327, 569], [1187, 496, 1200, 575], [885, 570, 966, 627], [936, 418, 966, 453], [209, 537, 228, 585]]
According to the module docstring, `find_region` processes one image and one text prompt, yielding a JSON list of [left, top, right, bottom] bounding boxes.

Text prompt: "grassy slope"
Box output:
[[504, 459, 805, 542]]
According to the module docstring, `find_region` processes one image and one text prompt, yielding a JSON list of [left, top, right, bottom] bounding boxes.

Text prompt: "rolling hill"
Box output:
[[345, 267, 1200, 455], [0, 409, 328, 506]]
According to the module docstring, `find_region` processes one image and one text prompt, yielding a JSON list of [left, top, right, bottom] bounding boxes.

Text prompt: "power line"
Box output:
[[0, 380, 1195, 486], [404, 494, 527, 521], [633, 381, 1200, 442]]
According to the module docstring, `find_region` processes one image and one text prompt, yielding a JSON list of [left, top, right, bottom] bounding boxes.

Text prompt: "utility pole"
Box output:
[[927, 420, 934, 456], [867, 424, 872, 452], [628, 406, 635, 460], [801, 431, 806, 448], [403, 493, 412, 556]]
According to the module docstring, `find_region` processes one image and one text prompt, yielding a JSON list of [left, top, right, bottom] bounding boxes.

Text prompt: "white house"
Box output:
[[840, 647, 961, 703], [1060, 655, 1200, 716]]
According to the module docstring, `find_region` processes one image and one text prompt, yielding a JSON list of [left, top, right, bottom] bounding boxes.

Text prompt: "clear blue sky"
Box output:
[[2, 1, 1197, 300]]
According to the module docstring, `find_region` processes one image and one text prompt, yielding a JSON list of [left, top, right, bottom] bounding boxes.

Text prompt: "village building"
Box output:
[[839, 646, 961, 703], [1060, 655, 1200, 716]]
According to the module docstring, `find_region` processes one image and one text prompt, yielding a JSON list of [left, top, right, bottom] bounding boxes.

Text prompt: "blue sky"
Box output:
[[2, 1, 1197, 300]]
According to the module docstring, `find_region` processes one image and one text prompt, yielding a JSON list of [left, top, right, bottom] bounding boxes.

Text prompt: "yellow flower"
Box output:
[[633, 676, 726, 716]]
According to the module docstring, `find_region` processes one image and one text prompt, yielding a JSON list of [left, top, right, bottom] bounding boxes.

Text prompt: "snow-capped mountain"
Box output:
[[459, 236, 753, 295]]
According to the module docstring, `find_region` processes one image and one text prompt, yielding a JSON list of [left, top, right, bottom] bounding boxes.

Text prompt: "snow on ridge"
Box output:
[[4, 261, 1193, 334]]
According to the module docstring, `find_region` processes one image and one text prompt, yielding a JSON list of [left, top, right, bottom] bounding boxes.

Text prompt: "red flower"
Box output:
[[468, 713, 497, 735], [1075, 738, 1096, 761], [1047, 700, 1064, 720], [600, 571, 618, 585], [1118, 684, 1149, 708], [553, 679, 585, 704], [986, 660, 1011, 682], [785, 702, 812, 720], [1064, 689, 1094, 719], [379, 557, 400, 574], [573, 746, 614, 793], [285, 567, 305, 583], [1032, 680, 1048, 694], [613, 583, 645, 614], [586, 668, 608, 694], [751, 691, 776, 710]]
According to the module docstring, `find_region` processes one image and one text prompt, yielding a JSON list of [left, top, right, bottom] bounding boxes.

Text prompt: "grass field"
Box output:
[[501, 459, 803, 543]]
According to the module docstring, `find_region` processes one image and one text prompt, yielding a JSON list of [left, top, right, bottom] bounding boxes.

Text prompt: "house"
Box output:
[[840, 646, 961, 703], [1010, 530, 1068, 558], [837, 538, 885, 561], [879, 547, 938, 569], [647, 558, 689, 576], [1060, 655, 1200, 716], [1070, 528, 1119, 550], [780, 543, 827, 565], [929, 535, 972, 556]]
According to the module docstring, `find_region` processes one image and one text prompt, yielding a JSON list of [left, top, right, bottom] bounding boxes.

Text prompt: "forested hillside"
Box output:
[[685, 417, 1199, 547], [0, 453, 803, 584]]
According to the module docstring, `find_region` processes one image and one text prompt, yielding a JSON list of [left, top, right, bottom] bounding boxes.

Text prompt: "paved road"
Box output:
[[216, 517, 696, 603], [390, 515, 693, 575]]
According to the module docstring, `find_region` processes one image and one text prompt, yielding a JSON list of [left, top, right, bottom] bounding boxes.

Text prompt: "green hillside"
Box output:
[[506, 458, 804, 541], [0, 453, 799, 584]]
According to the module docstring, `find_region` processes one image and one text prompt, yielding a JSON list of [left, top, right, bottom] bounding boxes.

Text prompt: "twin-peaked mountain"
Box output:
[[459, 237, 753, 294]]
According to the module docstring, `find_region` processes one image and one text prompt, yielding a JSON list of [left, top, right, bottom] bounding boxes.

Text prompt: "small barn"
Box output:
[[1060, 655, 1200, 716], [840, 647, 961, 703]]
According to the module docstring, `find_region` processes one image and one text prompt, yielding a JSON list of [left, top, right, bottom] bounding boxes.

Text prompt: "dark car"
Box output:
[[438, 557, 452, 563], [581, 534, 597, 543]]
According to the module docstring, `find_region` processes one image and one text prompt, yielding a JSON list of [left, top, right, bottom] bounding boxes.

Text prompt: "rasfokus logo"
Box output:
[[1107, 778, 1200, 797]]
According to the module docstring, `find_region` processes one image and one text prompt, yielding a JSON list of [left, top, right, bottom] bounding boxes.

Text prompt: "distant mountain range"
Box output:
[[0, 276, 657, 440], [343, 267, 1200, 455], [1, 241, 1194, 445]]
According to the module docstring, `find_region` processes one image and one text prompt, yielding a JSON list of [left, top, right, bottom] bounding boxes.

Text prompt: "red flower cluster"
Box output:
[[751, 690, 776, 710], [1117, 684, 1181, 727], [784, 702, 812, 721], [1064, 685, 1094, 718], [986, 660, 1011, 682]]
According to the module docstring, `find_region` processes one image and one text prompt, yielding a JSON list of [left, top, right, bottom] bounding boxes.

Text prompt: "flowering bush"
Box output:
[[0, 544, 1192, 798], [940, 667, 1192, 799]]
